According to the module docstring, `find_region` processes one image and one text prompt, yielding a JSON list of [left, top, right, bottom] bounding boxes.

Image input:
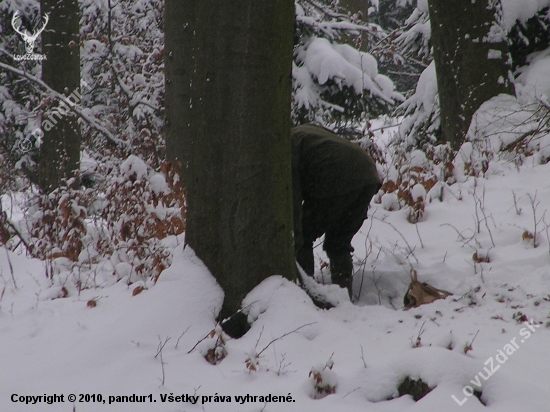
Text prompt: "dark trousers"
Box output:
[[296, 184, 379, 276]]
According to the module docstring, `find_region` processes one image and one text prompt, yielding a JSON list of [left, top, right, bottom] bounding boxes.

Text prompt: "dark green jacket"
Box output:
[[291, 124, 382, 247], [292, 124, 381, 198]]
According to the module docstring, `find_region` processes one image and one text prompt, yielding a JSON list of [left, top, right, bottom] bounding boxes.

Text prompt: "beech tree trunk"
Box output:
[[428, 0, 514, 148], [39, 0, 80, 192], [165, 0, 296, 337]]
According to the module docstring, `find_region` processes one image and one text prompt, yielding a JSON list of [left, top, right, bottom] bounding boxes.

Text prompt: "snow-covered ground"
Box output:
[[2, 140, 550, 412], [3, 1, 550, 410]]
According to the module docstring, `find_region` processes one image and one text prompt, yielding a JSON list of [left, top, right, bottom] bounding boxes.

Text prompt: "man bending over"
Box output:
[[292, 124, 382, 297]]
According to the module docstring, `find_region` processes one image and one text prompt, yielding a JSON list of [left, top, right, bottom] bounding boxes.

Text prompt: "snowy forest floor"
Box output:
[[2, 129, 550, 412]]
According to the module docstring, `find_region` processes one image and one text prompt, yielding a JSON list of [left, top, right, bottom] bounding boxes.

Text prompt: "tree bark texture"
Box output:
[[39, 0, 80, 192], [165, 0, 296, 330], [428, 0, 514, 148]]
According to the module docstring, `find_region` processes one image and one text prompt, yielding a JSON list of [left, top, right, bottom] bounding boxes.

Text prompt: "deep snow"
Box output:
[[2, 1, 550, 409], [2, 139, 550, 411]]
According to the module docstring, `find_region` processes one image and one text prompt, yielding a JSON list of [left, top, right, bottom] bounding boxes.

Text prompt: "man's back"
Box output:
[[291, 124, 381, 199]]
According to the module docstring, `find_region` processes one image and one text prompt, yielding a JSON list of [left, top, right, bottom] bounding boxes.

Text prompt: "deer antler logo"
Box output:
[[12, 11, 49, 58]]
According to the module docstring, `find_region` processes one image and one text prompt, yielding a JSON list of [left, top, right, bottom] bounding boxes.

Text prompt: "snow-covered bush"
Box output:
[[80, 0, 165, 166], [0, 0, 177, 287], [392, 0, 431, 61], [4, 156, 185, 287], [508, 6, 550, 69], [293, 0, 404, 131], [26, 184, 89, 263], [97, 157, 185, 283], [380, 145, 454, 222], [190, 325, 228, 366], [308, 358, 338, 399], [464, 95, 550, 170], [393, 61, 440, 149]]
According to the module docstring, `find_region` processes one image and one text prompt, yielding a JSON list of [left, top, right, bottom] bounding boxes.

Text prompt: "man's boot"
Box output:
[[328, 252, 353, 298], [296, 245, 314, 276]]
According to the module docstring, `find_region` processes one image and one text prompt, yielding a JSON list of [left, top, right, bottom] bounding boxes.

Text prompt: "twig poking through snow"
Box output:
[[371, 215, 419, 264], [464, 329, 480, 354], [155, 336, 171, 359], [188, 330, 214, 354], [3, 247, 17, 290], [511, 191, 522, 215], [415, 224, 425, 249], [254, 325, 265, 351], [472, 180, 495, 247], [412, 321, 426, 348], [257, 323, 317, 357], [175, 326, 191, 349], [527, 192, 545, 248], [360, 345, 367, 368], [156, 335, 169, 386]]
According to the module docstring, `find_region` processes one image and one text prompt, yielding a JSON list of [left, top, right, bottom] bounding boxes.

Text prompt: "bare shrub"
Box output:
[[98, 157, 185, 283], [28, 185, 89, 263]]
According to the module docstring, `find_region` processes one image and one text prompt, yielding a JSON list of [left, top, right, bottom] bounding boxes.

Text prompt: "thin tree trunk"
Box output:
[[39, 0, 80, 191]]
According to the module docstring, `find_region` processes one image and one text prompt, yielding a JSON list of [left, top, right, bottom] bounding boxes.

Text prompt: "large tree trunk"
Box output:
[[428, 0, 514, 148], [39, 0, 80, 192], [165, 0, 296, 337]]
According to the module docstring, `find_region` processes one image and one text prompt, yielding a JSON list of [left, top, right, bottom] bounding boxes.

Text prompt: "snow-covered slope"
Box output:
[[2, 147, 550, 411]]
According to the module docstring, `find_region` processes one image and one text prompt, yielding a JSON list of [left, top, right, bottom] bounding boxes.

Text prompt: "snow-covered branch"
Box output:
[[0, 57, 129, 151]]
